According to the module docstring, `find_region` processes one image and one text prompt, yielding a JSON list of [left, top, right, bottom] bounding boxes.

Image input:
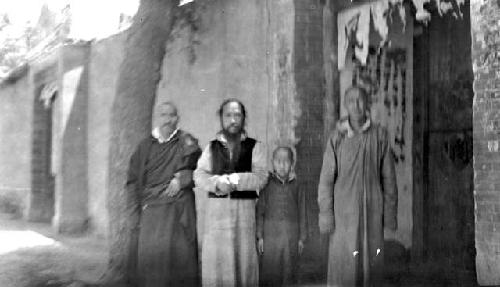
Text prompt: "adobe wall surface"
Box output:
[[87, 33, 127, 237], [155, 0, 273, 150], [154, 0, 299, 240], [53, 45, 90, 233], [0, 75, 32, 215]]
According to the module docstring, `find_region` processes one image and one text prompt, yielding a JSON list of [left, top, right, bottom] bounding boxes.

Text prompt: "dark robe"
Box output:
[[256, 173, 307, 287], [318, 120, 397, 287], [125, 130, 201, 287]]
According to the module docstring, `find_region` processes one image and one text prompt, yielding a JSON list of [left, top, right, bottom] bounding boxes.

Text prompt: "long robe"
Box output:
[[194, 133, 268, 287], [318, 119, 397, 287], [126, 130, 201, 287], [256, 173, 307, 286]]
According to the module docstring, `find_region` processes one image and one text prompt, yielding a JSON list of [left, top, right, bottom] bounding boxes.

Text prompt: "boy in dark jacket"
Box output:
[[256, 146, 307, 286]]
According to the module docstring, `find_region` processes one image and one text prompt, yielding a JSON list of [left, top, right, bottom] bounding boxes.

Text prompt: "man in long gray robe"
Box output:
[[318, 86, 398, 287]]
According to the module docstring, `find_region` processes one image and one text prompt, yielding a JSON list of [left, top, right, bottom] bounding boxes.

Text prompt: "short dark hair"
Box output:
[[218, 98, 246, 118], [272, 146, 295, 164]]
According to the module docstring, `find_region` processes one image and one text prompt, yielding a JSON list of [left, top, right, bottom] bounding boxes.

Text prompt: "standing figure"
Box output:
[[126, 102, 201, 287], [256, 146, 307, 287], [318, 86, 398, 287], [194, 98, 268, 287]]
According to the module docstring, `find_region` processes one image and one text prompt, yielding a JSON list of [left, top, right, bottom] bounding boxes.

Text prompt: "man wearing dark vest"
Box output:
[[194, 98, 268, 287], [125, 102, 201, 287]]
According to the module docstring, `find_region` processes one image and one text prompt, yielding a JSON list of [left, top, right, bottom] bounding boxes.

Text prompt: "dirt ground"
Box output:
[[0, 212, 107, 287], [0, 211, 483, 287]]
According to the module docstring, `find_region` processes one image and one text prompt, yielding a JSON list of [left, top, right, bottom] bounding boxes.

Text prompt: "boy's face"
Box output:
[[273, 148, 292, 179]]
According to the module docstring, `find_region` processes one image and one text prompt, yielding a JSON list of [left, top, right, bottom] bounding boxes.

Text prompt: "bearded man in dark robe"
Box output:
[[126, 101, 201, 287]]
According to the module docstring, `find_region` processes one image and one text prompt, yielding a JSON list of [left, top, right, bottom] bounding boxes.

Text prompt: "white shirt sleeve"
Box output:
[[193, 144, 220, 193], [194, 140, 269, 194], [231, 141, 268, 193]]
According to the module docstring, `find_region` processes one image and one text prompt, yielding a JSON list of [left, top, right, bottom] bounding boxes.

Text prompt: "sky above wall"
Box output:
[[0, 0, 139, 40]]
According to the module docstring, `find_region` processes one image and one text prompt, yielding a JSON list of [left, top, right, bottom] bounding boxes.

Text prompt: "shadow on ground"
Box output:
[[297, 235, 481, 287], [0, 212, 488, 287], [0, 213, 107, 287]]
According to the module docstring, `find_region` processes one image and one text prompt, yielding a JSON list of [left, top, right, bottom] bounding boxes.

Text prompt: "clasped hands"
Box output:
[[215, 174, 240, 195]]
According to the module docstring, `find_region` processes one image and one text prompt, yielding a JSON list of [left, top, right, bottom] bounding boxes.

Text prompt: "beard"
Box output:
[[160, 124, 176, 137], [222, 126, 242, 161], [222, 124, 242, 140]]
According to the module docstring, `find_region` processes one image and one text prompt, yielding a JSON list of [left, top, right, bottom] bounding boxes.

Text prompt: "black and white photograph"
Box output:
[[0, 0, 494, 286]]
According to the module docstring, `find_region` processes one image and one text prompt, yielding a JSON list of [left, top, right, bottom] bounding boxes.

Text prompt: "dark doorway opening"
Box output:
[[29, 85, 57, 222], [412, 2, 475, 284]]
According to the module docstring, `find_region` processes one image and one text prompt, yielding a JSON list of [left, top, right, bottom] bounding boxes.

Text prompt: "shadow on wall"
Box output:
[[0, 193, 24, 218]]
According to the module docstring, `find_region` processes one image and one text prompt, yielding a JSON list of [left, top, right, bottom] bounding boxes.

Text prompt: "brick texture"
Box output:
[[471, 0, 500, 285]]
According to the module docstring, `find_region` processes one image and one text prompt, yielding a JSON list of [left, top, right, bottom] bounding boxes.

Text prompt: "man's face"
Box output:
[[221, 101, 243, 135], [273, 148, 292, 180], [345, 89, 367, 121], [157, 104, 179, 136]]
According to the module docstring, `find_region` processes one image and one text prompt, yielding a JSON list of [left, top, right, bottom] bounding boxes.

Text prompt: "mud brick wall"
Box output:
[[0, 73, 32, 216], [471, 0, 500, 285]]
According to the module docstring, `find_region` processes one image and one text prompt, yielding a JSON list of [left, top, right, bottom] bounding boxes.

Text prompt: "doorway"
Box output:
[[29, 84, 57, 222], [412, 3, 475, 281]]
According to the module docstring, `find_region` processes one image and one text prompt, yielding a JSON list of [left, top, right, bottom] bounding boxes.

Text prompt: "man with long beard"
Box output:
[[126, 102, 201, 287], [194, 98, 268, 287]]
